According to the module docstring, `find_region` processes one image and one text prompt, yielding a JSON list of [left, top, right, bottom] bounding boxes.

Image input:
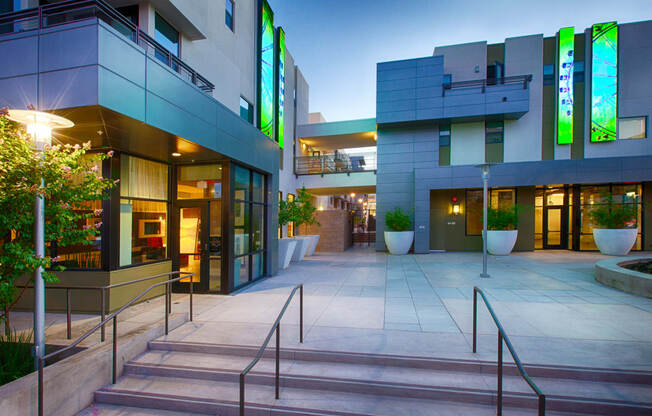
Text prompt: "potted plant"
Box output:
[[587, 194, 638, 256], [294, 187, 321, 257], [487, 205, 519, 255], [384, 208, 413, 255], [278, 198, 298, 269]]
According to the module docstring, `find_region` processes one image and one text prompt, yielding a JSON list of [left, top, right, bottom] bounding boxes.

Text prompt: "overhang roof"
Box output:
[[297, 118, 376, 151]]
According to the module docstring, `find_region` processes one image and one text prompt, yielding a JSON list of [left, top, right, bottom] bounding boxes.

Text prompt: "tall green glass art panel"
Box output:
[[275, 27, 285, 148], [557, 27, 574, 144], [591, 22, 618, 142], [258, 0, 274, 139]]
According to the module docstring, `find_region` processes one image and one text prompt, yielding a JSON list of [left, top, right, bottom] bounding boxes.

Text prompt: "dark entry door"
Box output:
[[543, 206, 563, 249], [172, 201, 223, 293]]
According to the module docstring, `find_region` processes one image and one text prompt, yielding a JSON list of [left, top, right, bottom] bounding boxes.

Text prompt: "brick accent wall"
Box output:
[[299, 210, 353, 252]]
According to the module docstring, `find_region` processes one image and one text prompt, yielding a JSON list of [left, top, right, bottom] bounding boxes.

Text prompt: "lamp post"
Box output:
[[475, 163, 492, 278], [6, 110, 74, 367]]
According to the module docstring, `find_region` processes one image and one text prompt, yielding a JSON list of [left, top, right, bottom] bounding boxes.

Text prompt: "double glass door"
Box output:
[[174, 200, 222, 292]]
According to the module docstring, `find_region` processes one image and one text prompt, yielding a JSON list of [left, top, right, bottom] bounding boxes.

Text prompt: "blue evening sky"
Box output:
[[271, 0, 650, 122]]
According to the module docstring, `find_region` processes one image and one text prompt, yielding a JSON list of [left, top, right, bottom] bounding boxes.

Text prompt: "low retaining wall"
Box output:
[[0, 312, 188, 416], [595, 257, 652, 298]]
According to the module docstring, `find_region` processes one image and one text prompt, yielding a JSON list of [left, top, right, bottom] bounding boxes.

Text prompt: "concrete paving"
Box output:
[[161, 248, 652, 371]]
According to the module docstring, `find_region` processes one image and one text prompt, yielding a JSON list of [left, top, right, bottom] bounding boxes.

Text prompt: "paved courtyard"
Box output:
[[162, 247, 652, 372]]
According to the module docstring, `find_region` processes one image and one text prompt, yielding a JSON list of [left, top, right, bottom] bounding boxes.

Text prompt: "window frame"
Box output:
[[239, 96, 254, 124], [465, 187, 517, 236], [618, 116, 647, 140], [154, 12, 180, 58], [225, 0, 235, 32]]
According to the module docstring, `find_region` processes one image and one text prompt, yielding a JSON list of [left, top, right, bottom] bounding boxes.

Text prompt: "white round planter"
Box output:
[[291, 236, 311, 262], [593, 228, 637, 256], [487, 230, 518, 256], [305, 235, 320, 256], [278, 238, 298, 269], [384, 231, 414, 255]]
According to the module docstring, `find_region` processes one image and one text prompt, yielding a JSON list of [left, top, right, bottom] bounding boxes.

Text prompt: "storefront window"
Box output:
[[233, 164, 266, 287], [177, 164, 222, 199], [119, 155, 169, 266], [466, 188, 516, 236]]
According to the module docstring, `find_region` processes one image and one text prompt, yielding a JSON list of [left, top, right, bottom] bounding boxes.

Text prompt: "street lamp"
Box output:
[[6, 109, 74, 367], [475, 163, 493, 278]]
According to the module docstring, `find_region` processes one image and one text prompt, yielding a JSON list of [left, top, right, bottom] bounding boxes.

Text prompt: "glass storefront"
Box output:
[[465, 188, 516, 236]]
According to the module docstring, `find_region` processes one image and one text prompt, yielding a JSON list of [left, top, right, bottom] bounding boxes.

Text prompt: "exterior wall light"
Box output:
[[6, 109, 74, 368], [318, 205, 324, 211], [450, 196, 461, 215], [172, 152, 182, 157], [358, 198, 363, 203]]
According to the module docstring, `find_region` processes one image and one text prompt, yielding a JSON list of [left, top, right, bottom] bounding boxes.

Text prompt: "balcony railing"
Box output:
[[0, 0, 215, 94], [442, 74, 532, 96], [295, 151, 377, 176]]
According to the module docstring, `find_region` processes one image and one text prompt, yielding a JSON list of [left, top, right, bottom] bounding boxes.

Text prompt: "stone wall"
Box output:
[[300, 210, 353, 252]]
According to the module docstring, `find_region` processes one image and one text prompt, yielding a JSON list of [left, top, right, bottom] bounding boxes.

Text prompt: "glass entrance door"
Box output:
[[174, 201, 222, 293], [544, 207, 562, 248]]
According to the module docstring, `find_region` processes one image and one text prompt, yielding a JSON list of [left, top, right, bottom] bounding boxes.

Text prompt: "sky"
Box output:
[[271, 0, 651, 122]]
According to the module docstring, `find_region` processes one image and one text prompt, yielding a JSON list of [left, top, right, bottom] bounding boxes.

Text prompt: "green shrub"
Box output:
[[587, 194, 638, 229], [385, 208, 411, 232], [487, 205, 519, 230], [0, 330, 33, 386]]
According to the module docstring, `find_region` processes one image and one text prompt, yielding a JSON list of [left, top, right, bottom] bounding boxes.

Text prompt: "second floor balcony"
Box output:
[[295, 150, 377, 176]]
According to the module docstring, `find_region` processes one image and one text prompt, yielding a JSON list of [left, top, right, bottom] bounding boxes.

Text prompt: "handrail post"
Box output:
[[168, 274, 172, 314], [239, 373, 245, 416], [100, 287, 105, 342], [112, 316, 117, 384], [497, 332, 503, 416], [275, 324, 280, 399], [189, 274, 193, 321], [165, 282, 169, 335], [538, 394, 546, 416], [38, 357, 44, 416], [299, 285, 303, 343], [66, 288, 72, 340], [472, 288, 477, 353]]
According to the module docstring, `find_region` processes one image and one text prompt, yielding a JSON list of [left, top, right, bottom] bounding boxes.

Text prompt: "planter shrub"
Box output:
[[487, 205, 519, 230], [385, 208, 411, 232]]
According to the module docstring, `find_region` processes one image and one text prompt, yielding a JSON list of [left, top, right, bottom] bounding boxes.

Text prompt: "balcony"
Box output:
[[0, 0, 214, 93], [295, 151, 377, 176]]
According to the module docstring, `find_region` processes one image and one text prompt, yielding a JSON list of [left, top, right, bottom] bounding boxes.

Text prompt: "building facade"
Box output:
[[0, 0, 309, 299], [375, 20, 652, 253]]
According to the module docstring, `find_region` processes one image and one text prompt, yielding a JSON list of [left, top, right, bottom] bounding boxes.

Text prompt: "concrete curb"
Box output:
[[595, 257, 652, 298]]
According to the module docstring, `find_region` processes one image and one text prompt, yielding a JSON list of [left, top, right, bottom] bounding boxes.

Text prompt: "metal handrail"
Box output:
[[295, 151, 377, 176], [0, 0, 214, 93], [239, 284, 303, 416], [443, 74, 532, 95], [37, 271, 194, 416], [473, 286, 545, 415], [17, 270, 193, 341]]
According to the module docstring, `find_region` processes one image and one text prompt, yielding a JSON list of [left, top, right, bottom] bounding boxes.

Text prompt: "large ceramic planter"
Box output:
[[593, 228, 637, 256], [291, 236, 311, 262], [487, 230, 518, 256], [306, 235, 320, 256], [384, 231, 414, 255], [278, 238, 298, 269]]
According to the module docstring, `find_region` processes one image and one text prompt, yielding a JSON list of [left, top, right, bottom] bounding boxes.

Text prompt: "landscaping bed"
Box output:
[[622, 259, 652, 275]]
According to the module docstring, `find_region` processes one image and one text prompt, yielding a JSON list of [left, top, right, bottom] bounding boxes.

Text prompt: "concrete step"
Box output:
[[148, 340, 652, 385], [94, 374, 581, 416]]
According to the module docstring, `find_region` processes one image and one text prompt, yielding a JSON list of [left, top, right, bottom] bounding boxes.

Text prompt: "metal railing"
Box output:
[[0, 0, 214, 93], [37, 271, 194, 416], [473, 286, 545, 415], [442, 74, 532, 96], [240, 284, 303, 416], [295, 151, 377, 176]]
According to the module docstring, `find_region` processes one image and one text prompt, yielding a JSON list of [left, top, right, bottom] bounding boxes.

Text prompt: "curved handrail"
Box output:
[[38, 271, 194, 416], [239, 284, 303, 416], [473, 286, 545, 415]]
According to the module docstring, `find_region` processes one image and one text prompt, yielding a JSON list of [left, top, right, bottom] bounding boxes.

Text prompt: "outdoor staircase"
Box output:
[[88, 340, 652, 416]]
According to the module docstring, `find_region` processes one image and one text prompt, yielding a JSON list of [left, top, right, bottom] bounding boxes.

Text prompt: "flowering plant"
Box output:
[[0, 110, 115, 333]]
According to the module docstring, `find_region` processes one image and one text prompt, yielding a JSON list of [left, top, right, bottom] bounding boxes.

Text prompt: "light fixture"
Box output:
[[451, 196, 461, 215], [373, 132, 377, 141], [318, 206, 324, 211], [6, 109, 73, 369], [171, 152, 182, 157], [358, 198, 363, 203], [350, 192, 355, 198]]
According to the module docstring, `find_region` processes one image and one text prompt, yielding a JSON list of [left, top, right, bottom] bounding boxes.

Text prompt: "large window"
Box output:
[[177, 164, 223, 199], [119, 155, 169, 267], [485, 121, 504, 163], [240, 97, 253, 124], [233, 165, 266, 287], [618, 117, 647, 140], [225, 0, 234, 31], [155, 13, 179, 58], [580, 184, 642, 250], [466, 188, 516, 236], [438, 123, 451, 166]]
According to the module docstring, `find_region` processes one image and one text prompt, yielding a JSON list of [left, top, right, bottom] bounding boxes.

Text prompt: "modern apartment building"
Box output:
[[375, 20, 652, 253], [0, 0, 309, 297]]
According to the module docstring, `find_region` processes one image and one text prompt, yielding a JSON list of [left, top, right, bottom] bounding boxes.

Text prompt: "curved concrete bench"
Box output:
[[595, 257, 652, 298]]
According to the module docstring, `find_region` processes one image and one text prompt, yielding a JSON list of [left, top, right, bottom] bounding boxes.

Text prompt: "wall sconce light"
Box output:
[[451, 196, 461, 215], [318, 206, 324, 211]]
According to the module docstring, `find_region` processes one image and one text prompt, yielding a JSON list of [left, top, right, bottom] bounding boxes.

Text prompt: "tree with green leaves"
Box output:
[[0, 111, 115, 334], [294, 186, 320, 229]]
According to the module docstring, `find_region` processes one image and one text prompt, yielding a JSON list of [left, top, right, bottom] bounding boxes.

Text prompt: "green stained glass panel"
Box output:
[[259, 1, 274, 139], [591, 22, 618, 142], [557, 27, 574, 144]]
